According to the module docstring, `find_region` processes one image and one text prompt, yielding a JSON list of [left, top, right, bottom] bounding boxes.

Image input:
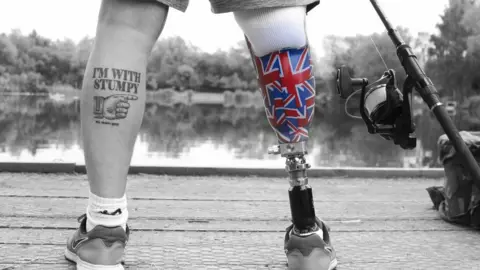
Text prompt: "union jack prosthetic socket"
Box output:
[[253, 45, 315, 144]]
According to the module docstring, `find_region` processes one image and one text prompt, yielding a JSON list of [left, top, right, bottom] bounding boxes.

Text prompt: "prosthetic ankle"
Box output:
[[236, 6, 318, 233], [271, 142, 317, 234]]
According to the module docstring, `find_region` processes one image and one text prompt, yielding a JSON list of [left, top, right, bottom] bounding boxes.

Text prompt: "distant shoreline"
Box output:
[[0, 88, 330, 109]]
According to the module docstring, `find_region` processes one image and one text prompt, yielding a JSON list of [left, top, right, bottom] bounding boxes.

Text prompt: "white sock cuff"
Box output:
[[88, 192, 127, 210], [86, 192, 128, 231], [234, 6, 308, 56]]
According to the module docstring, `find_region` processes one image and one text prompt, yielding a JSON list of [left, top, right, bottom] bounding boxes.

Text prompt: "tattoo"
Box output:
[[92, 67, 141, 94], [92, 67, 140, 126]]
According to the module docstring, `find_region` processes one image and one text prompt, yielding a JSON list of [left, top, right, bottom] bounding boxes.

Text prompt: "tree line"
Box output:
[[0, 29, 260, 93]]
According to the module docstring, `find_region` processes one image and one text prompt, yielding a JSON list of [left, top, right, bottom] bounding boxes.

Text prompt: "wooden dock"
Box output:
[[0, 173, 479, 269]]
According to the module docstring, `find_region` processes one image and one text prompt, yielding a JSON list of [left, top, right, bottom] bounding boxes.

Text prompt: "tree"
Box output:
[[167, 64, 200, 90], [460, 1, 480, 92], [426, 0, 477, 98], [148, 36, 200, 89], [70, 36, 94, 88], [0, 34, 18, 68]]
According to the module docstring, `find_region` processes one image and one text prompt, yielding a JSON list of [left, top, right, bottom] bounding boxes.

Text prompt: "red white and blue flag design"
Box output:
[[254, 46, 316, 143]]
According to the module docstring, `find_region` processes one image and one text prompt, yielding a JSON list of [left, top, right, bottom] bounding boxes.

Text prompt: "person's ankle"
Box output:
[[86, 191, 128, 232]]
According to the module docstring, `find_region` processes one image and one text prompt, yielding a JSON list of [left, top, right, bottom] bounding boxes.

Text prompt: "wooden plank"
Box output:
[[5, 227, 477, 246], [0, 173, 443, 189], [0, 173, 442, 202], [0, 264, 284, 270], [0, 164, 446, 178], [0, 230, 478, 269], [0, 216, 458, 232], [0, 197, 435, 220], [0, 189, 434, 202], [0, 192, 433, 202], [0, 264, 76, 270], [0, 261, 475, 270]]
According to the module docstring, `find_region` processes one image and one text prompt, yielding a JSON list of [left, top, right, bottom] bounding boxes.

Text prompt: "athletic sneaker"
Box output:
[[65, 214, 129, 270], [284, 217, 338, 270]]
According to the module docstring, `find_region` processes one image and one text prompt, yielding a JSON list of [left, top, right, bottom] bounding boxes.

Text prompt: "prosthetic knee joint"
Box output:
[[249, 42, 318, 232]]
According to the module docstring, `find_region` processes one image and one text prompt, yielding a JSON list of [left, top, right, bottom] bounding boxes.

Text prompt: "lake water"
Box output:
[[0, 90, 432, 168]]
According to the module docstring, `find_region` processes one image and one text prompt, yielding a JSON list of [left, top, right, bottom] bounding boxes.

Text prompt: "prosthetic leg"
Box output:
[[246, 40, 338, 270]]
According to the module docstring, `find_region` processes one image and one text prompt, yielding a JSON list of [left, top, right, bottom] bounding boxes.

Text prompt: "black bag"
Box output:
[[427, 131, 480, 228]]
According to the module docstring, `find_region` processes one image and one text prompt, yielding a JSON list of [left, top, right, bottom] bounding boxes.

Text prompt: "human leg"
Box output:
[[228, 2, 338, 270], [65, 0, 173, 269]]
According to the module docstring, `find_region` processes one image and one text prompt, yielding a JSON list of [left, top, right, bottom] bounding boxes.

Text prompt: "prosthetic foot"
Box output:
[[251, 43, 337, 270]]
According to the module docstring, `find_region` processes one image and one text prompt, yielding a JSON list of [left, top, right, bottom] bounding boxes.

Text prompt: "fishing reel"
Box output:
[[336, 66, 416, 150]]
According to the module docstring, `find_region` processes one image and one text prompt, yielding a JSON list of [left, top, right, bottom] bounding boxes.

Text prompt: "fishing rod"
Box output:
[[336, 0, 480, 189]]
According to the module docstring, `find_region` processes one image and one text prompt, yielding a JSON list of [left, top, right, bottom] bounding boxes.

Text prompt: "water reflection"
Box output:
[[0, 91, 435, 168]]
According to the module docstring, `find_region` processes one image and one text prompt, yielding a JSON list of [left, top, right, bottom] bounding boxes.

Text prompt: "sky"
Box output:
[[0, 0, 450, 56]]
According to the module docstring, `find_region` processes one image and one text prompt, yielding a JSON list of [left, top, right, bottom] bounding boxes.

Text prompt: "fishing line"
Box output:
[[371, 36, 390, 71]]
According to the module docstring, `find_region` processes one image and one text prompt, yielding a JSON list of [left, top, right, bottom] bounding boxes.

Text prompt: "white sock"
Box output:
[[86, 192, 128, 232], [234, 6, 308, 57]]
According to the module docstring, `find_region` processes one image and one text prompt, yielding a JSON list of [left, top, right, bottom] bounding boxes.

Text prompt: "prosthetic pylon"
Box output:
[[247, 38, 318, 233]]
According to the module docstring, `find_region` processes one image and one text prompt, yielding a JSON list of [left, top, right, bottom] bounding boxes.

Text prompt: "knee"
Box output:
[[233, 6, 308, 56], [96, 0, 168, 45]]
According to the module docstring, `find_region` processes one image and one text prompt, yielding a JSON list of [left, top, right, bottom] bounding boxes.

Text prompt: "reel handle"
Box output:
[[336, 66, 368, 99]]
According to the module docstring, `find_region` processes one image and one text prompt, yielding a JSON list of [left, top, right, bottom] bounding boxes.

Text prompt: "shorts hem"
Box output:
[[156, 0, 188, 12], [210, 0, 320, 14]]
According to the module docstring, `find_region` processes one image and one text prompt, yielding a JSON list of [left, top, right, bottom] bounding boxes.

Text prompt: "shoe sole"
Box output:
[[288, 259, 338, 270], [65, 248, 125, 270], [288, 249, 338, 270]]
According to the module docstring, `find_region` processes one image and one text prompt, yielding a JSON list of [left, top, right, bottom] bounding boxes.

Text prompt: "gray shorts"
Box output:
[[157, 0, 320, 14]]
